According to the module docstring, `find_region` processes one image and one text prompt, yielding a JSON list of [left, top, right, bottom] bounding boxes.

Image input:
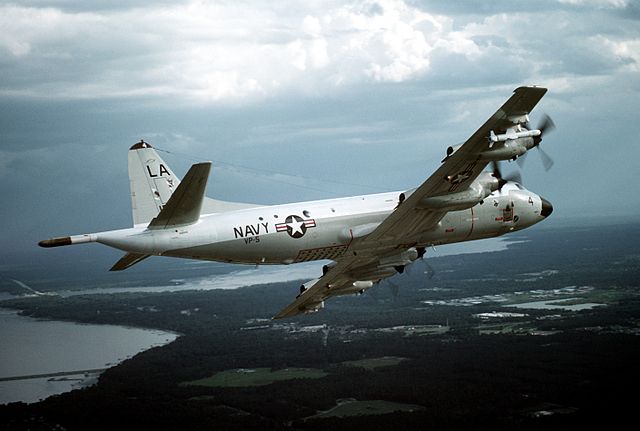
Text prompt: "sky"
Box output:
[[1, 0, 639, 273]]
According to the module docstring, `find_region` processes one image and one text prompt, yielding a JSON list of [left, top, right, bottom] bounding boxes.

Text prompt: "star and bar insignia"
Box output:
[[276, 215, 316, 239]]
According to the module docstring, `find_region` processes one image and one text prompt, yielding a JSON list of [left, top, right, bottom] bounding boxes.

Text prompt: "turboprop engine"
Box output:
[[480, 114, 556, 168], [418, 172, 501, 211], [479, 136, 535, 161], [442, 114, 555, 168]]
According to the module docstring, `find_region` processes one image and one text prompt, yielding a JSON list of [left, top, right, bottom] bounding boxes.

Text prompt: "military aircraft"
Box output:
[[39, 86, 554, 318]]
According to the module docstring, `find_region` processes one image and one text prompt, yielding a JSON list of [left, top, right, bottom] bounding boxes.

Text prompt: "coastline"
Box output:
[[0, 308, 179, 405]]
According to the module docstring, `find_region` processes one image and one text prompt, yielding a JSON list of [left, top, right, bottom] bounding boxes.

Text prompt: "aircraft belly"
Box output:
[[163, 212, 386, 264], [158, 192, 536, 263]]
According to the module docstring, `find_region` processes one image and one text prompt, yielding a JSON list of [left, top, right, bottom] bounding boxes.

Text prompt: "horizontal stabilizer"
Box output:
[[148, 162, 212, 229], [110, 253, 151, 271]]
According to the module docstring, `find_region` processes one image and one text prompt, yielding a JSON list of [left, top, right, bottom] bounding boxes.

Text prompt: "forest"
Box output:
[[1, 222, 639, 430]]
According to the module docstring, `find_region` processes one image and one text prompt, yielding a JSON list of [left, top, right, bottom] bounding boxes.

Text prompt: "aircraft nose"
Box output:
[[540, 197, 553, 218]]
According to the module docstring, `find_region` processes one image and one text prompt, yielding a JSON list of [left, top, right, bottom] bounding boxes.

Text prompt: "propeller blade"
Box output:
[[387, 279, 400, 298], [533, 113, 556, 147], [538, 147, 555, 171], [492, 160, 523, 188], [538, 114, 556, 135], [529, 113, 556, 170], [406, 254, 436, 280], [423, 259, 436, 280], [491, 160, 502, 179], [491, 161, 507, 189], [516, 151, 528, 168], [505, 171, 523, 185]]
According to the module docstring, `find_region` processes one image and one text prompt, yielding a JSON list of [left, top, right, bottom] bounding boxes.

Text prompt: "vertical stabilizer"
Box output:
[[128, 140, 257, 226], [128, 140, 181, 226]]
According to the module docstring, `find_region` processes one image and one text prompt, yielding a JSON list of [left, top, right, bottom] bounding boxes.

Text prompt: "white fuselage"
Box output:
[[95, 183, 546, 266]]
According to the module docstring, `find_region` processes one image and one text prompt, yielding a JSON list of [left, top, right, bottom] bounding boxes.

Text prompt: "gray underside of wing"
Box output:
[[273, 87, 549, 319], [274, 255, 367, 319], [360, 86, 548, 246], [110, 253, 151, 271]]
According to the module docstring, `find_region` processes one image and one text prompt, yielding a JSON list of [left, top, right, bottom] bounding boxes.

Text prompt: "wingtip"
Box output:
[[514, 85, 548, 94]]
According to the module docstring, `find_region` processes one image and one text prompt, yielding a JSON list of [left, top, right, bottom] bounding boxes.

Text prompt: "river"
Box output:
[[42, 236, 520, 298], [0, 236, 517, 404], [0, 309, 178, 405]]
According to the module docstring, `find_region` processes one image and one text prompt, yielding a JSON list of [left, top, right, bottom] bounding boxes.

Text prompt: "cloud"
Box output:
[[592, 35, 640, 71], [0, 1, 481, 103], [556, 0, 629, 8], [2, 0, 636, 105], [1, 0, 640, 261]]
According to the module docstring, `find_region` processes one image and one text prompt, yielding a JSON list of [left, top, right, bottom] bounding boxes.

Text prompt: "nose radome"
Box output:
[[541, 197, 553, 218]]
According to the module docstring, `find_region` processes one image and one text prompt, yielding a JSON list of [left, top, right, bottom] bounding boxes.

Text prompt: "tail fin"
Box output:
[[128, 140, 181, 226], [148, 162, 211, 229], [128, 140, 256, 226]]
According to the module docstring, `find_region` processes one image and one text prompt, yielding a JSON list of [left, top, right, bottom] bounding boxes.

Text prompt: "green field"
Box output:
[[182, 367, 328, 388], [342, 356, 405, 370], [308, 399, 424, 419]]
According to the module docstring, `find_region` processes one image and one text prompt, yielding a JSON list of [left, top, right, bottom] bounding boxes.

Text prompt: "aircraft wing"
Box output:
[[274, 86, 548, 319], [360, 86, 547, 246], [274, 253, 377, 319]]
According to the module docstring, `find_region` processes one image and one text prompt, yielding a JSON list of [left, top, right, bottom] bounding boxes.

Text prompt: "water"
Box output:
[[33, 236, 516, 298], [0, 309, 178, 405], [0, 235, 517, 404], [508, 298, 605, 311], [55, 260, 329, 297]]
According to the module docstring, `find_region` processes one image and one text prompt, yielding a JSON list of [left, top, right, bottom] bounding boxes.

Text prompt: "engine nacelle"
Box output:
[[479, 137, 534, 161], [489, 128, 540, 142], [419, 173, 499, 211], [379, 247, 419, 267], [443, 126, 539, 163]]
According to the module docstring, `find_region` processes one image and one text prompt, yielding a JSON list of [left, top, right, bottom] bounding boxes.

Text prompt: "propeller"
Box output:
[[492, 160, 523, 189], [406, 247, 436, 280], [369, 278, 400, 302], [386, 279, 400, 298], [379, 247, 435, 299], [421, 259, 436, 280], [523, 113, 556, 171], [537, 147, 554, 171]]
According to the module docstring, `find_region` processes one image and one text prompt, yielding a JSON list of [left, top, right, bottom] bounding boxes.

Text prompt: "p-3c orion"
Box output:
[[40, 86, 555, 318]]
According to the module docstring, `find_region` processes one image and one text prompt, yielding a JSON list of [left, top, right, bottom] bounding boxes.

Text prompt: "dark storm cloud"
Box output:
[[1, 0, 639, 261]]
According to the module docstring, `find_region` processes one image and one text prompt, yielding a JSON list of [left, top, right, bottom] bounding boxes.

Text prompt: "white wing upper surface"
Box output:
[[274, 86, 548, 319]]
